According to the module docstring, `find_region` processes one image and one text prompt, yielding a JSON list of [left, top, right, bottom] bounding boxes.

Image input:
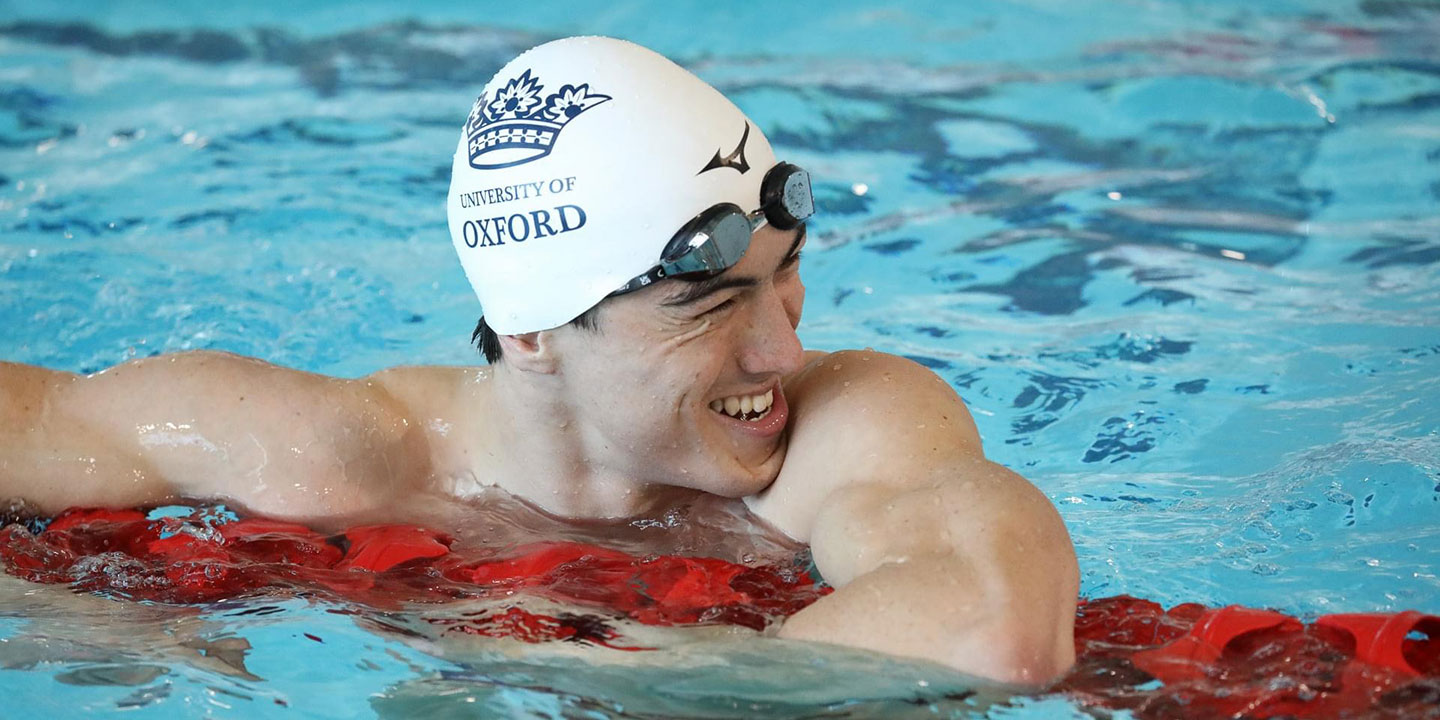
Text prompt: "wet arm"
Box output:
[[0, 352, 423, 518], [0, 361, 165, 512], [781, 460, 1077, 686], [752, 351, 1078, 686]]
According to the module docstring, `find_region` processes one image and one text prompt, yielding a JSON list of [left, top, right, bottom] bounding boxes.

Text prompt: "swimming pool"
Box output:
[[1, 0, 1437, 716]]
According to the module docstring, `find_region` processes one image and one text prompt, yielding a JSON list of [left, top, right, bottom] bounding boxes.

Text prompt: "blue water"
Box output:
[[2, 0, 1438, 717]]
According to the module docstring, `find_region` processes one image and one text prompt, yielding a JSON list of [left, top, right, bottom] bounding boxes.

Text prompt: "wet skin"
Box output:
[[490, 221, 812, 510], [0, 222, 1079, 686]]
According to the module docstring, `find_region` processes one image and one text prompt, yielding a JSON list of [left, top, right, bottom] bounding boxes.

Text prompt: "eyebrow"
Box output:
[[782, 223, 807, 263], [661, 225, 807, 308]]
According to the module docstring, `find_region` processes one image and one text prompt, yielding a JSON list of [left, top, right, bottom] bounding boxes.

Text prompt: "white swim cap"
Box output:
[[447, 36, 777, 334]]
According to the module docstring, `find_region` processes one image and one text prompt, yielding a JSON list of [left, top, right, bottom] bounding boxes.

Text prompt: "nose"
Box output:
[[737, 283, 805, 377]]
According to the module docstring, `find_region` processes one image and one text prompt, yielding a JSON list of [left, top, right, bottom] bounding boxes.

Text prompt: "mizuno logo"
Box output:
[[698, 123, 751, 175]]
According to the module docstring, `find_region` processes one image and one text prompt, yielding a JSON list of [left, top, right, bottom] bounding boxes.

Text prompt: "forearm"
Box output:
[[778, 553, 1075, 686], [1, 430, 168, 515], [1, 363, 168, 513], [786, 465, 1079, 686]]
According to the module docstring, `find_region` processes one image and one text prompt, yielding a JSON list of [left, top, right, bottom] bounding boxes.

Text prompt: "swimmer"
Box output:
[[0, 37, 1078, 687]]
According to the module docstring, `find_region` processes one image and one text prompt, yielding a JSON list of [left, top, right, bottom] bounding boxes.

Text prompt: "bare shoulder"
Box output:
[[365, 364, 490, 407], [786, 348, 983, 462], [747, 349, 986, 537], [363, 364, 493, 443], [363, 364, 496, 486]]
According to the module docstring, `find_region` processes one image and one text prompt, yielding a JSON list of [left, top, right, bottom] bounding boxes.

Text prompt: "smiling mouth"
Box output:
[[708, 389, 774, 422]]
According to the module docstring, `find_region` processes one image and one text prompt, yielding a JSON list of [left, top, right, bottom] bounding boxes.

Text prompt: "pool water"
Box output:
[[2, 0, 1438, 717]]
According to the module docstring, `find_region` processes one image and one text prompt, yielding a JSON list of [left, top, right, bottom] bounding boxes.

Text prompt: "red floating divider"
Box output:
[[2, 507, 1437, 719]]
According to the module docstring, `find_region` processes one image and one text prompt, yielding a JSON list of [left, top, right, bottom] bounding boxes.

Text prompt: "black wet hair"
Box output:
[[471, 261, 742, 363], [472, 306, 602, 364]]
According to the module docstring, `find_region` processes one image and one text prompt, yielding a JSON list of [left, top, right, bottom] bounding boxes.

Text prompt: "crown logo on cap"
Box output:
[[464, 69, 612, 170]]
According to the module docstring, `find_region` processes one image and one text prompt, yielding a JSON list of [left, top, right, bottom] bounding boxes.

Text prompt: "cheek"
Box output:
[[632, 343, 719, 407], [580, 319, 732, 419], [781, 277, 805, 327]]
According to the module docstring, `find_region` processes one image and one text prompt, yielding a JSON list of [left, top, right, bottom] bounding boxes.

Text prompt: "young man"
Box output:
[[0, 37, 1077, 686]]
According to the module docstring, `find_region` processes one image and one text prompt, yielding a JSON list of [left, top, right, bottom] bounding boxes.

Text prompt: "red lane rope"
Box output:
[[2, 506, 1436, 718], [0, 506, 828, 629]]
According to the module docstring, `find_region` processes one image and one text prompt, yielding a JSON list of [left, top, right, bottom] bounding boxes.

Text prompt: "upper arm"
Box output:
[[751, 350, 1078, 672], [749, 347, 1076, 592], [2, 352, 425, 518]]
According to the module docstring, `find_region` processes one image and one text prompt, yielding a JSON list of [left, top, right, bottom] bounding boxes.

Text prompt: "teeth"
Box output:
[[711, 390, 777, 421]]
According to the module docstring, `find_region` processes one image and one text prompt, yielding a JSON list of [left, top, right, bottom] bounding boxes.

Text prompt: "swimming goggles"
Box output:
[[610, 162, 813, 297]]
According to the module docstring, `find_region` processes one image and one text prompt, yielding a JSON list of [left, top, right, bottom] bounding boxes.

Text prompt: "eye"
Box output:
[[701, 297, 737, 316]]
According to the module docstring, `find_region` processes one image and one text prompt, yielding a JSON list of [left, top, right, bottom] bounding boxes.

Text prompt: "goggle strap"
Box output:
[[611, 265, 669, 295]]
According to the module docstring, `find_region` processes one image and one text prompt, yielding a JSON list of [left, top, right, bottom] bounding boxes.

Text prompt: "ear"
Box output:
[[496, 331, 559, 374]]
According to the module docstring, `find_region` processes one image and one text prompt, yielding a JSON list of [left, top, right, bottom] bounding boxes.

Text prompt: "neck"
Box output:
[[473, 361, 680, 520]]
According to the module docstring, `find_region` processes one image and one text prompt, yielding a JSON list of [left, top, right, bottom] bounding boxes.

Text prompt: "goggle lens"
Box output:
[[610, 162, 812, 297], [762, 163, 813, 231], [661, 206, 752, 275]]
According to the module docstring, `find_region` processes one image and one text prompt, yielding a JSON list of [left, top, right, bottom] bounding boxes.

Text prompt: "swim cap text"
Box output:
[[461, 204, 587, 248], [457, 176, 577, 208]]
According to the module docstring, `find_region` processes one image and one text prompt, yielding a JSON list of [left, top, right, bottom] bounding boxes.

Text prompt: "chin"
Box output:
[[704, 475, 772, 499], [717, 445, 788, 498], [663, 452, 779, 499], [675, 412, 789, 497]]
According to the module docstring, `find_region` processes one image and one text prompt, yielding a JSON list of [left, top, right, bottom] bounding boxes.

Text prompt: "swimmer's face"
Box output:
[[546, 222, 807, 497]]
